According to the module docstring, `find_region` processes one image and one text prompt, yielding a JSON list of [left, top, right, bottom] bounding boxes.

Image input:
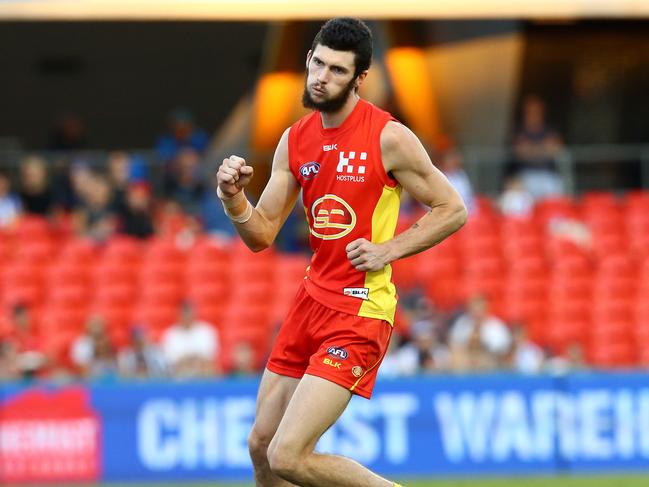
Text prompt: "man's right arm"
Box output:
[[216, 128, 300, 252]]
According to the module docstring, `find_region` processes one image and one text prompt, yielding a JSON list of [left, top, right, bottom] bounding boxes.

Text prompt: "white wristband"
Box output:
[[217, 187, 253, 224], [226, 199, 253, 224]]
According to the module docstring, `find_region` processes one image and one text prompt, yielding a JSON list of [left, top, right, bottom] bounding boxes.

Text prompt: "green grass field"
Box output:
[[79, 474, 649, 487], [8, 475, 649, 487]]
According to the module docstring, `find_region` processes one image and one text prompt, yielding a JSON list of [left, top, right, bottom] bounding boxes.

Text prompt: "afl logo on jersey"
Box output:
[[299, 161, 320, 180], [310, 194, 357, 240]]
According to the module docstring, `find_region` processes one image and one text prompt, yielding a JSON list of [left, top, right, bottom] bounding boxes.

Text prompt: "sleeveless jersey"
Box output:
[[287, 99, 401, 324]]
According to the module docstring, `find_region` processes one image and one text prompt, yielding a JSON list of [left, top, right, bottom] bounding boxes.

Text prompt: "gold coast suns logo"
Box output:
[[310, 194, 356, 240]]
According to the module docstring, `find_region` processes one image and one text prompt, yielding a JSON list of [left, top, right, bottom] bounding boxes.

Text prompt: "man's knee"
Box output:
[[267, 440, 303, 482], [248, 426, 273, 462]]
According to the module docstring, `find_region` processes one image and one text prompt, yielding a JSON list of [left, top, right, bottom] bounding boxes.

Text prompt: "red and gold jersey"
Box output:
[[288, 99, 401, 324]]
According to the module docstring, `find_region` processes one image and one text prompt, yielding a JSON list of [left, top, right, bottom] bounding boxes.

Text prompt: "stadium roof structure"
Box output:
[[2, 0, 649, 20]]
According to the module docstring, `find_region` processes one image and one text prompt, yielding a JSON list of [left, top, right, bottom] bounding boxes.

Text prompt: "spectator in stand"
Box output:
[[18, 156, 54, 216], [546, 341, 587, 375], [118, 326, 167, 379], [161, 301, 219, 378], [7, 304, 47, 380], [449, 294, 512, 368], [451, 326, 496, 372], [396, 323, 451, 375], [512, 95, 565, 200], [201, 190, 237, 240], [508, 323, 544, 374], [0, 339, 20, 380], [70, 315, 118, 380], [499, 175, 535, 218], [164, 147, 206, 216], [0, 170, 22, 228], [229, 341, 258, 376], [156, 109, 209, 162], [73, 173, 116, 242], [107, 151, 132, 216], [117, 182, 155, 239], [434, 136, 475, 214]]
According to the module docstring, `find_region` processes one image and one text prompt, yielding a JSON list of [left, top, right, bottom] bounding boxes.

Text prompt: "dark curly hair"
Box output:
[[311, 17, 373, 77]]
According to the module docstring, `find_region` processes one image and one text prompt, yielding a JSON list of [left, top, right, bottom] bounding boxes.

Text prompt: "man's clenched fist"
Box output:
[[216, 155, 254, 198]]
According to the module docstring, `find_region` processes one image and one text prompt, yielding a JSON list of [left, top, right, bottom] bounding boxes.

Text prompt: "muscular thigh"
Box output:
[[252, 368, 301, 443], [270, 374, 352, 454]]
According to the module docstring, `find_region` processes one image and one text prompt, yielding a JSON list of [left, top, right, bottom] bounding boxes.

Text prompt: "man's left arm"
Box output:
[[346, 121, 468, 271]]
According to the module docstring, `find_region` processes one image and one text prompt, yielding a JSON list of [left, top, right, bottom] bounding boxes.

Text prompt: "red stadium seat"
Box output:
[[587, 338, 636, 368], [143, 238, 187, 264], [94, 283, 138, 308], [13, 240, 54, 264], [47, 262, 92, 288], [102, 236, 142, 264], [58, 238, 97, 265], [13, 216, 52, 241], [139, 282, 184, 307], [40, 307, 87, 335], [47, 284, 91, 308]]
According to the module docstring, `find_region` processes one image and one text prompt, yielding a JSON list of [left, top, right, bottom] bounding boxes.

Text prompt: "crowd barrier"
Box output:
[[2, 373, 649, 483]]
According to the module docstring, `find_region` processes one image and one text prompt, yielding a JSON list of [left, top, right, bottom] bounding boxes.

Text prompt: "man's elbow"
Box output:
[[248, 240, 271, 253], [450, 202, 468, 231]]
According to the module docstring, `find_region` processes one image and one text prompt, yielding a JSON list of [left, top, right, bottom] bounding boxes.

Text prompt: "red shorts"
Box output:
[[267, 283, 393, 399]]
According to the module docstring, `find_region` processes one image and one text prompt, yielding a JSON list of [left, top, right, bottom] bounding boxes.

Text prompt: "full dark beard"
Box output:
[[302, 77, 357, 113]]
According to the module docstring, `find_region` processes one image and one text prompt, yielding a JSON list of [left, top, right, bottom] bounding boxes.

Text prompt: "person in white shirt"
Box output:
[[161, 301, 219, 378], [509, 323, 545, 374], [449, 294, 512, 364]]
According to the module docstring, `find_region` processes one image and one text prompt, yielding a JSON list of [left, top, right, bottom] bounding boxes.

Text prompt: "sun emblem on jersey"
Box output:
[[310, 194, 357, 240]]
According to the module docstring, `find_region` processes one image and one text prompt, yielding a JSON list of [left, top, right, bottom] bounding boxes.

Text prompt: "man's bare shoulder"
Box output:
[[380, 120, 423, 172]]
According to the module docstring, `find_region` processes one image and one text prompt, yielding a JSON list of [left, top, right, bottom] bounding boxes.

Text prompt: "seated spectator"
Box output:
[[200, 191, 237, 240], [6, 303, 47, 380], [118, 327, 167, 379], [164, 148, 206, 216], [70, 315, 118, 380], [511, 95, 565, 200], [451, 326, 497, 372], [397, 323, 451, 375], [449, 294, 512, 367], [0, 339, 20, 381], [73, 173, 116, 242], [118, 182, 155, 239], [107, 151, 132, 215], [18, 156, 54, 216], [546, 341, 587, 375], [435, 136, 474, 214], [229, 341, 257, 376], [161, 301, 219, 378], [499, 175, 534, 218], [508, 323, 544, 374], [0, 170, 21, 228], [156, 109, 208, 162]]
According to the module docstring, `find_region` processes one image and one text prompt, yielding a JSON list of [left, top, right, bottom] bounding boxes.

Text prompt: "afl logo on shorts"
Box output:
[[351, 366, 363, 378], [327, 346, 348, 360], [299, 161, 320, 180], [310, 194, 357, 240]]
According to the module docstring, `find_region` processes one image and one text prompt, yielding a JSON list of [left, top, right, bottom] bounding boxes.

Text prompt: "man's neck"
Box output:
[[319, 93, 360, 129]]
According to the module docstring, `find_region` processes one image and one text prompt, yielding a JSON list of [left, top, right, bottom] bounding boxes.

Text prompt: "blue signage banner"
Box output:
[[2, 373, 649, 483]]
